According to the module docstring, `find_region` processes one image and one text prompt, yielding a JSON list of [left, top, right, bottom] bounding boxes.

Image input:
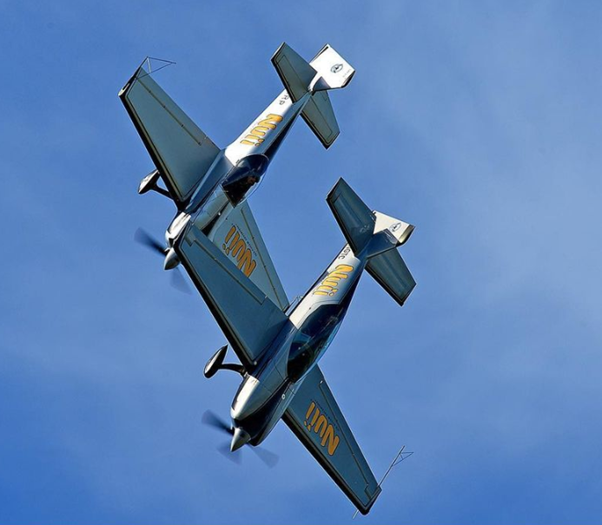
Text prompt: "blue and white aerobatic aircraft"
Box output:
[[120, 42, 354, 303], [120, 43, 416, 515]]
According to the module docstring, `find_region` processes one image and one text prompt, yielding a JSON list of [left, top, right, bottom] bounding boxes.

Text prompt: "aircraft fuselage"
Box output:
[[165, 91, 310, 249], [228, 245, 364, 449]]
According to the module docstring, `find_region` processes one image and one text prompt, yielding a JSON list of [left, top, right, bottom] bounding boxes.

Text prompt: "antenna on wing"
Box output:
[[353, 445, 414, 519]]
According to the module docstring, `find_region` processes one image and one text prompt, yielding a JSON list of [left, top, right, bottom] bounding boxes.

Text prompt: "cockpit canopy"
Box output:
[[221, 154, 269, 205], [287, 304, 345, 382]]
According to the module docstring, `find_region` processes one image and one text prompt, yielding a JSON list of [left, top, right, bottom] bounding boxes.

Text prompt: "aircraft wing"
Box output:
[[119, 64, 221, 207], [207, 201, 289, 311], [283, 365, 381, 514], [176, 224, 290, 369]]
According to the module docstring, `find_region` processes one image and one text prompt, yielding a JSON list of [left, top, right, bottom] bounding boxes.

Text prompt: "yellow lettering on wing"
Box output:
[[222, 225, 257, 277], [321, 424, 340, 455], [303, 401, 341, 456]]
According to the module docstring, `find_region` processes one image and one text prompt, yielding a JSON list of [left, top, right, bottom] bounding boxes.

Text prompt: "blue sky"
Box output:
[[2, 1, 602, 524]]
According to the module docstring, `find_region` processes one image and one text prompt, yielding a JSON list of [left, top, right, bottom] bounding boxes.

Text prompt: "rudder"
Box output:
[[301, 91, 340, 148], [308, 44, 355, 90]]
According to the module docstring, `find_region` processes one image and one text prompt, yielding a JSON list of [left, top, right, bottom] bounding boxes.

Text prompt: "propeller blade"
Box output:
[[134, 228, 165, 256], [170, 267, 192, 294], [202, 410, 233, 435], [250, 446, 279, 468], [217, 442, 242, 465]]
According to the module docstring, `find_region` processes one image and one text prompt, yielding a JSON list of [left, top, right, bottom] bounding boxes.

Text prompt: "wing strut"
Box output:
[[352, 445, 414, 519], [140, 56, 176, 75]]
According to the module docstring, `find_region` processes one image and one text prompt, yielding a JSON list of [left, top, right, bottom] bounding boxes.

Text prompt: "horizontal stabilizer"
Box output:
[[327, 178, 416, 306], [271, 43, 317, 103], [271, 43, 353, 149], [327, 178, 375, 255], [367, 249, 416, 306], [301, 91, 340, 149], [327, 179, 414, 257]]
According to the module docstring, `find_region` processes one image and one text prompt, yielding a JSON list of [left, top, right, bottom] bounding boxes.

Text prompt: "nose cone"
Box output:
[[164, 247, 180, 270], [230, 427, 251, 452]]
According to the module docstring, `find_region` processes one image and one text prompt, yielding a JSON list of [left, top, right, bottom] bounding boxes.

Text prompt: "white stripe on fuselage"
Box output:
[[289, 244, 364, 329], [224, 90, 309, 165], [170, 90, 310, 243]]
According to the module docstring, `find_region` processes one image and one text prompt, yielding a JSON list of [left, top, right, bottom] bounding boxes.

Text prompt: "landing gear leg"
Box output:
[[204, 346, 245, 378]]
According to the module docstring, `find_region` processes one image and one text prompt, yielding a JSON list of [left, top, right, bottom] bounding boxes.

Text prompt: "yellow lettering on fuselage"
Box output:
[[240, 113, 283, 146], [303, 401, 340, 456], [222, 225, 257, 277], [312, 264, 354, 297]]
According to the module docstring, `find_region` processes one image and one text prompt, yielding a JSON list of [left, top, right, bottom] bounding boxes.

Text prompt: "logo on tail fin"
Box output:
[[331, 63, 343, 74]]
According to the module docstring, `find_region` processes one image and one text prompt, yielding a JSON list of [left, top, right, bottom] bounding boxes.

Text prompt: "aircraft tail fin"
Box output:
[[271, 43, 355, 148], [308, 44, 355, 91], [327, 178, 416, 305]]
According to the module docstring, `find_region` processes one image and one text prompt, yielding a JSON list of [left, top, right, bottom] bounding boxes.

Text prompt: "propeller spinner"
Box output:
[[134, 228, 191, 294], [201, 410, 278, 468]]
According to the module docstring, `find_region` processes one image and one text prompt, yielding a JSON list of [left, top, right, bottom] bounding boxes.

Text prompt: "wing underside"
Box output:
[[176, 224, 290, 369], [283, 365, 381, 514], [207, 201, 289, 311], [119, 64, 221, 206]]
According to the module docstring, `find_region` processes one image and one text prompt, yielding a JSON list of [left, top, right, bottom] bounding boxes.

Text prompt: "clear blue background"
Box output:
[[2, 2, 602, 524]]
